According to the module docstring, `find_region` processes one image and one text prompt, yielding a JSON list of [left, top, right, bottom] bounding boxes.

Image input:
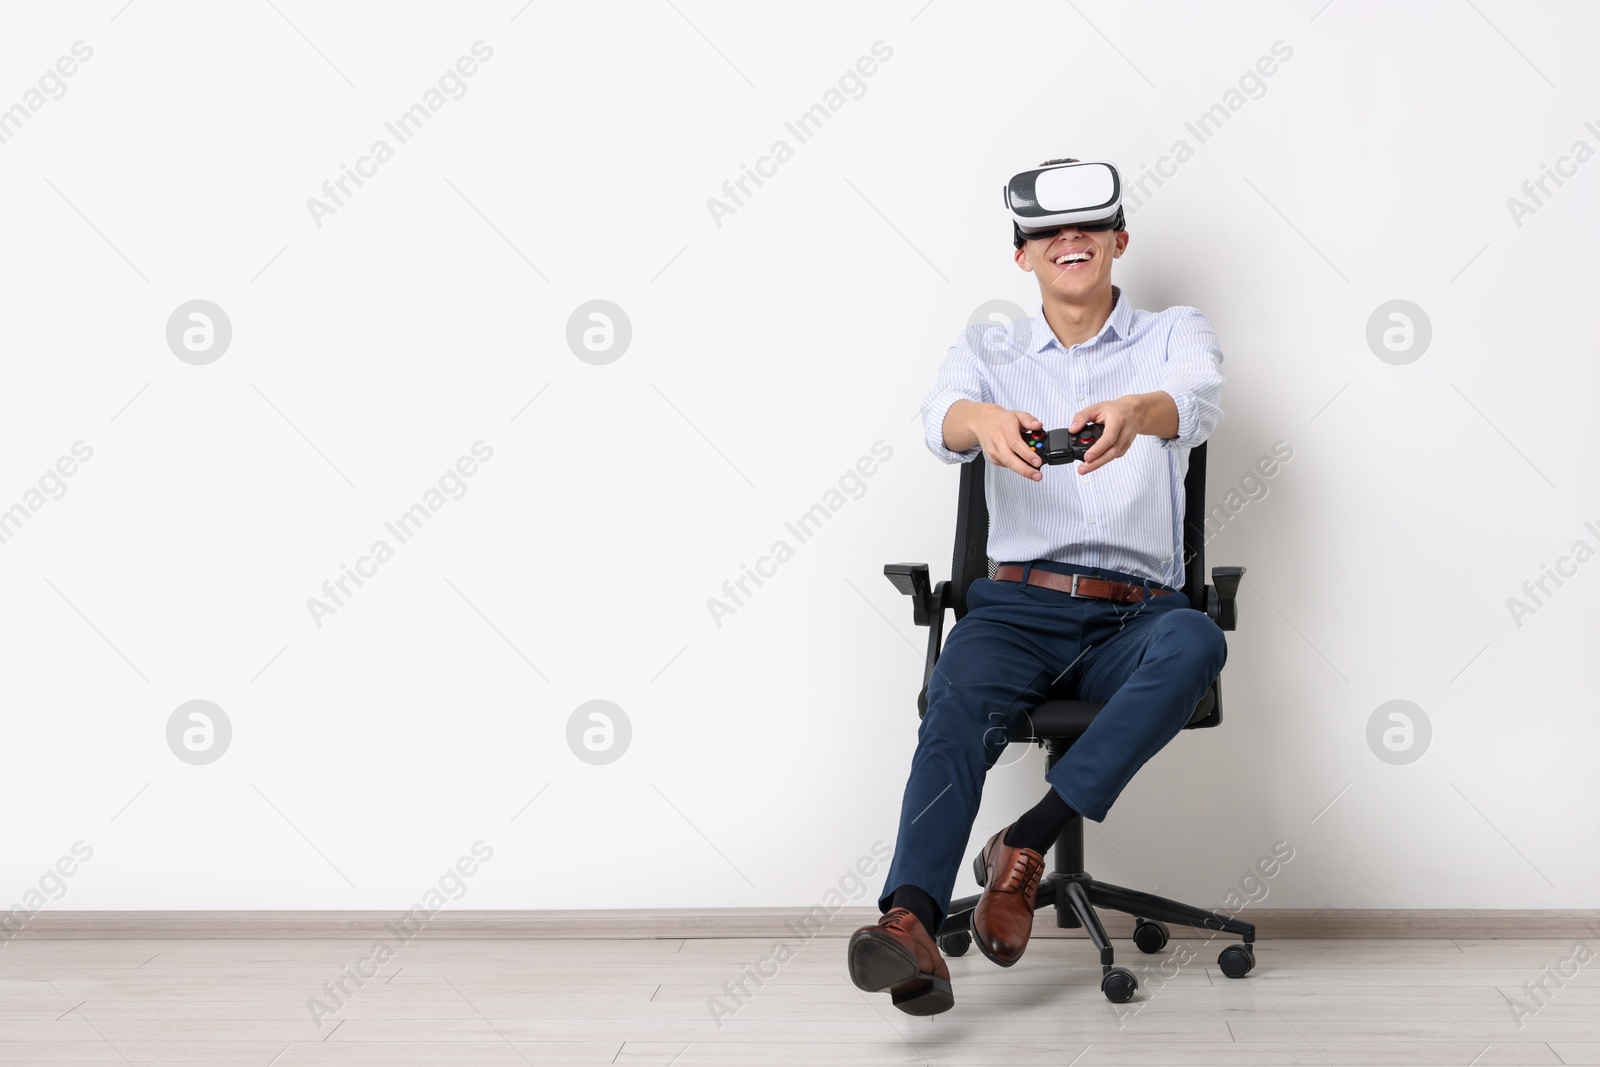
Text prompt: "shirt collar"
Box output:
[[1031, 284, 1130, 353]]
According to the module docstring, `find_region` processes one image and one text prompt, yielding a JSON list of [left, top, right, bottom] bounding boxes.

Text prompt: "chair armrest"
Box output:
[[884, 563, 953, 718], [1205, 565, 1245, 631], [884, 563, 935, 626]]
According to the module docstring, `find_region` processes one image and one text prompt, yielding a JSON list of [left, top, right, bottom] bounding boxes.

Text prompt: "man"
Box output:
[[846, 158, 1229, 1015]]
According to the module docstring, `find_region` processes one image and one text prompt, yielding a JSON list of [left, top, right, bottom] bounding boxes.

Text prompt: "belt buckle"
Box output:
[[1068, 573, 1089, 598]]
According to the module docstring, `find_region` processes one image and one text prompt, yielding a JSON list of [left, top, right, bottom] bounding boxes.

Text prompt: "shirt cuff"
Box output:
[[923, 388, 983, 464], [1158, 389, 1198, 450]]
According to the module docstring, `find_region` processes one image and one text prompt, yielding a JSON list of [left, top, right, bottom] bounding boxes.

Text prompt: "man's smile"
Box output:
[[1051, 245, 1097, 272]]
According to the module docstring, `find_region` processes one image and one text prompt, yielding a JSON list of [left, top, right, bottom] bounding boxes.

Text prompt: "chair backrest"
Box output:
[[949, 441, 1210, 620]]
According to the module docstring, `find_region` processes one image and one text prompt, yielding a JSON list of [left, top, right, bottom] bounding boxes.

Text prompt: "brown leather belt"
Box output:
[[993, 565, 1174, 604]]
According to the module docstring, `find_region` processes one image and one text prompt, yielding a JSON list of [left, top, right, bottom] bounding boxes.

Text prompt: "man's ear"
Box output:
[[1014, 245, 1033, 273], [1112, 230, 1129, 257]]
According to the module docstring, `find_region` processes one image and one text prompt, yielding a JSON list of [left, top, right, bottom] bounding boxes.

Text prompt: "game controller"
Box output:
[[1023, 423, 1104, 465]]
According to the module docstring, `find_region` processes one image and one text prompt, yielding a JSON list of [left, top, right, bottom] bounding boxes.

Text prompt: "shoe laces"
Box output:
[[883, 908, 918, 933], [998, 850, 1044, 895], [883, 908, 934, 945]]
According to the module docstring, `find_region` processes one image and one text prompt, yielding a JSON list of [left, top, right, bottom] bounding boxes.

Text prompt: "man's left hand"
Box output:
[[1069, 397, 1144, 475]]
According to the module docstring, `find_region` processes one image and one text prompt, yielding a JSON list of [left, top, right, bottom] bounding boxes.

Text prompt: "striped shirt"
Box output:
[[920, 285, 1225, 589]]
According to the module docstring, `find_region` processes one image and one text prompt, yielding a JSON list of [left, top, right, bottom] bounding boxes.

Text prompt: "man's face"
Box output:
[[1014, 225, 1129, 298]]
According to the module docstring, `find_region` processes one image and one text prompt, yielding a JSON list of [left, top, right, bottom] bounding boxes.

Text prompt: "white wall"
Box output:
[[2, 0, 1596, 917]]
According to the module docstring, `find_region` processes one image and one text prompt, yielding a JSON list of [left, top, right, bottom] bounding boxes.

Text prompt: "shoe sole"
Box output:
[[971, 847, 1025, 969], [846, 929, 954, 1016]]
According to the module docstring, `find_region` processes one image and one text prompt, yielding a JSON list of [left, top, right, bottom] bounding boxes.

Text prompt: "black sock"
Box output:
[[1005, 786, 1079, 854], [889, 884, 940, 939]]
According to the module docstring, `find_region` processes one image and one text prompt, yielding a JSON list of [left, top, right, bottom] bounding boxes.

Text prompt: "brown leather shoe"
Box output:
[[970, 824, 1046, 966], [846, 907, 954, 1015]]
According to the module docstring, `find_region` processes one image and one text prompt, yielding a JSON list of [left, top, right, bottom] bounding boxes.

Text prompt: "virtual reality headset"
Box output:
[[1005, 160, 1125, 247]]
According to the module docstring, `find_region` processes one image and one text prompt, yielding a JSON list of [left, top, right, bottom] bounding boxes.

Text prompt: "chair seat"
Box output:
[[1009, 686, 1216, 743]]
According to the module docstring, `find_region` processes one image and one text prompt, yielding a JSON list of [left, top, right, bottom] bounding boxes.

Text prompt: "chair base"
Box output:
[[928, 735, 1258, 998], [941, 869, 1255, 949], [936, 871, 1257, 996]]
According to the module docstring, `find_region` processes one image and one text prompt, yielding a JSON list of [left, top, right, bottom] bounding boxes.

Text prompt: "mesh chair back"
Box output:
[[948, 455, 993, 620], [1180, 441, 1208, 610]]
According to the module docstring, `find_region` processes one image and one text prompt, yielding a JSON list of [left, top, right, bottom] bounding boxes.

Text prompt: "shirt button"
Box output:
[[1077, 394, 1086, 400], [1089, 518, 1097, 524]]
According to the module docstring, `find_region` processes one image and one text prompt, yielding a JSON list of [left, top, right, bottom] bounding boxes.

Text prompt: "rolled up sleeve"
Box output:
[[920, 334, 990, 464], [1158, 307, 1226, 450]]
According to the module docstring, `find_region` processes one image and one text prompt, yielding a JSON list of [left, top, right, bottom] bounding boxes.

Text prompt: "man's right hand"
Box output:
[[943, 401, 1045, 482]]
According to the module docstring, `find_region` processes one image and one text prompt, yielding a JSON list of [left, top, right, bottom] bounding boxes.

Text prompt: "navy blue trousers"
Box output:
[[876, 559, 1228, 932]]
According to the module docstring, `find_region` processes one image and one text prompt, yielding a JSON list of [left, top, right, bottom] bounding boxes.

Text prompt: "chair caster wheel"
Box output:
[[1218, 943, 1255, 979], [1101, 967, 1138, 1003], [938, 932, 970, 958], [1132, 919, 1170, 954]]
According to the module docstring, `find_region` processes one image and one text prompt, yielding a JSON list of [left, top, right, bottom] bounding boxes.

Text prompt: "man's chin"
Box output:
[[1045, 272, 1106, 296]]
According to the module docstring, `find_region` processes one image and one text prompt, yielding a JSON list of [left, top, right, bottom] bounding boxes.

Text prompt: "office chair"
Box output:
[[883, 440, 1254, 1003]]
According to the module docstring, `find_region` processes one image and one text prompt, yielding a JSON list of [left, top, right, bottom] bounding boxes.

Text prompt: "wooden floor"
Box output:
[[2, 935, 1599, 1064]]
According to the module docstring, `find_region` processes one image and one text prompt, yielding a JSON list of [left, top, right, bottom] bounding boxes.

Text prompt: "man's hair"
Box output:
[[1012, 156, 1126, 249]]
